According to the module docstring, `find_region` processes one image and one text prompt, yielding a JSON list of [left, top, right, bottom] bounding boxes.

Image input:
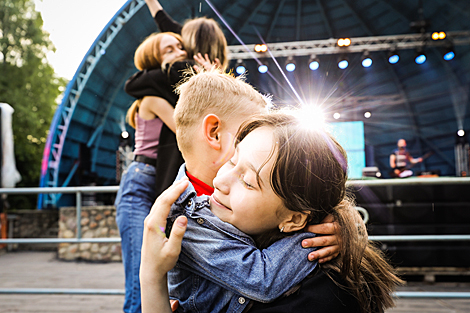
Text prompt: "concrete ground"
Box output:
[[0, 251, 469, 312]]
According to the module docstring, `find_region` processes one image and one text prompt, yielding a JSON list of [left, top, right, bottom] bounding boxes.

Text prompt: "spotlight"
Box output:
[[364, 111, 371, 118], [388, 50, 400, 64], [361, 51, 372, 68], [337, 38, 351, 47], [443, 46, 455, 61], [432, 31, 446, 40], [258, 63, 268, 73], [337, 55, 348, 69], [309, 55, 320, 71], [457, 129, 465, 137], [415, 49, 426, 64], [333, 112, 341, 119], [254, 44, 268, 53], [285, 56, 296, 72], [235, 59, 246, 75]]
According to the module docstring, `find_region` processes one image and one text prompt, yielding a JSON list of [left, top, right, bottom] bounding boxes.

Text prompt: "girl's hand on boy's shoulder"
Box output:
[[141, 179, 189, 279], [301, 214, 341, 263]]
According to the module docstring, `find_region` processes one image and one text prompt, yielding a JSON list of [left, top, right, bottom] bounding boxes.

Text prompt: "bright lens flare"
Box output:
[[297, 105, 326, 130]]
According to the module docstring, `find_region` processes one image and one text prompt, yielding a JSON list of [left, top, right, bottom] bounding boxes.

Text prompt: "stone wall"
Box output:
[[58, 206, 121, 262], [8, 210, 59, 251]]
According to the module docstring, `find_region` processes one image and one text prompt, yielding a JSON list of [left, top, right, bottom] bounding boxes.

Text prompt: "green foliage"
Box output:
[[0, 0, 67, 209]]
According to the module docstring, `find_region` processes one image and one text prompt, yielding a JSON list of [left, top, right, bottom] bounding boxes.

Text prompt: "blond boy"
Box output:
[[141, 70, 340, 312]]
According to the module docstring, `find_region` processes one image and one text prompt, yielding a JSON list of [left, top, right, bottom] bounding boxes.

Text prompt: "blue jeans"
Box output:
[[115, 161, 157, 313]]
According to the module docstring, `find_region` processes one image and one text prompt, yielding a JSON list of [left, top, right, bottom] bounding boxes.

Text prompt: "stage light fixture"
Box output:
[[457, 129, 465, 137], [364, 111, 371, 118], [309, 55, 320, 71], [258, 63, 268, 73], [333, 112, 341, 119], [443, 46, 455, 61], [388, 50, 400, 64], [285, 56, 296, 72], [432, 31, 446, 40], [254, 44, 268, 53], [361, 51, 372, 68], [337, 38, 351, 47], [415, 49, 426, 64], [235, 59, 246, 75], [337, 55, 348, 69]]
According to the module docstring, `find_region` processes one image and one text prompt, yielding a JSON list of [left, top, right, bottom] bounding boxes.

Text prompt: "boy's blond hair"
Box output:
[[174, 71, 267, 155]]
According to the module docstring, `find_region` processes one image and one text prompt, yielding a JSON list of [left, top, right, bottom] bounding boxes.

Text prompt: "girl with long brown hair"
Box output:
[[141, 110, 403, 313]]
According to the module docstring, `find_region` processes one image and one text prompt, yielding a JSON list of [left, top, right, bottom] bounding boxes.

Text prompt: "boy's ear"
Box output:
[[202, 114, 222, 150], [280, 212, 309, 233]]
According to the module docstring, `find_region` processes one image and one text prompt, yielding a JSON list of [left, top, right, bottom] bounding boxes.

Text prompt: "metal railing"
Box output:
[[0, 183, 470, 299]]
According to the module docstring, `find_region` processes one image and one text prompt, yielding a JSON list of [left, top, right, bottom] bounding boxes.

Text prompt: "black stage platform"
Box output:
[[348, 177, 470, 268]]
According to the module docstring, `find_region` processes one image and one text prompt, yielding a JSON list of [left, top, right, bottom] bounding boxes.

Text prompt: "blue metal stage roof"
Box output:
[[39, 0, 470, 208]]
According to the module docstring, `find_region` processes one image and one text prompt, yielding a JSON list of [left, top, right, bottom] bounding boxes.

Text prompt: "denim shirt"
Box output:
[[167, 164, 318, 313]]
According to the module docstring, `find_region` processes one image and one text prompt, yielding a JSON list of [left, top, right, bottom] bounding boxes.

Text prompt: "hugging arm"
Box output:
[[176, 219, 317, 302], [125, 69, 163, 99], [125, 62, 190, 100], [303, 214, 341, 263], [140, 96, 176, 133]]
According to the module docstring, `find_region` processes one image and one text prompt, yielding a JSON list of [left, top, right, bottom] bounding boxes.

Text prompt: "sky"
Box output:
[[34, 0, 129, 80]]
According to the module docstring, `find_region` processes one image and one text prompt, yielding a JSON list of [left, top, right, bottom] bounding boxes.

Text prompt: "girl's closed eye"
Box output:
[[240, 174, 255, 189]]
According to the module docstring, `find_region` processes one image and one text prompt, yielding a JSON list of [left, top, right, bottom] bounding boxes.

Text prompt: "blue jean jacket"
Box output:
[[167, 165, 318, 313]]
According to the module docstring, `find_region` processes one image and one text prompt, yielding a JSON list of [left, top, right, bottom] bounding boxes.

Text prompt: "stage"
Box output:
[[348, 177, 470, 268]]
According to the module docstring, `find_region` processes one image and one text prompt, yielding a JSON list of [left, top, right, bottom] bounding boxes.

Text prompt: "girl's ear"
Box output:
[[202, 114, 222, 150], [280, 212, 309, 233]]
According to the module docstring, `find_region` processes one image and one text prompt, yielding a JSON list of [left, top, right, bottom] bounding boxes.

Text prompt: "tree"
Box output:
[[0, 0, 67, 209]]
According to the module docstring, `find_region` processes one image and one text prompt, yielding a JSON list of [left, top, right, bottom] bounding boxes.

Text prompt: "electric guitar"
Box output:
[[390, 151, 434, 178]]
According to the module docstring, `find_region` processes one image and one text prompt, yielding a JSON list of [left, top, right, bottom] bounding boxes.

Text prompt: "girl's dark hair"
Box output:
[[181, 17, 228, 70], [235, 111, 403, 313]]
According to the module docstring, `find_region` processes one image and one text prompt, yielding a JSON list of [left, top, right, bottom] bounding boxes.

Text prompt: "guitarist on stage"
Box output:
[[389, 139, 423, 178]]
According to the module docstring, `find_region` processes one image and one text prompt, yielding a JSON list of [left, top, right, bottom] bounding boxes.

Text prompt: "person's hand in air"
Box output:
[[194, 53, 221, 72]]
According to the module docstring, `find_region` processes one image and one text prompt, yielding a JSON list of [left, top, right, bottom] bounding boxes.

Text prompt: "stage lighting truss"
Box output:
[[228, 31, 470, 60]]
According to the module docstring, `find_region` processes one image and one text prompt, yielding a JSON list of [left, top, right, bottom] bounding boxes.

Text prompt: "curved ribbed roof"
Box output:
[[39, 0, 470, 208]]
